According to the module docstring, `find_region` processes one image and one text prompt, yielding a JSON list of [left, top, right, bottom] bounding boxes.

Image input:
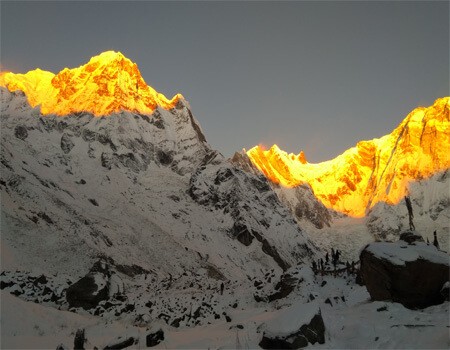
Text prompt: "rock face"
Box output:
[[360, 238, 450, 309], [0, 51, 182, 117], [146, 329, 164, 347], [259, 301, 325, 349], [66, 261, 110, 310], [247, 97, 450, 217]]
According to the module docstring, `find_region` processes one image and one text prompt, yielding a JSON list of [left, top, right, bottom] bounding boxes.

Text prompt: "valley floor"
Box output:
[[2, 271, 448, 349]]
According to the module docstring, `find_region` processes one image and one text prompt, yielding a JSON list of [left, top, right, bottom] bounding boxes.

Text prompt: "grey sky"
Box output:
[[1, 1, 448, 162]]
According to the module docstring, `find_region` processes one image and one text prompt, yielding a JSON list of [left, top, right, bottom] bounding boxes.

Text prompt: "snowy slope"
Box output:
[[1, 87, 320, 343], [367, 170, 450, 250]]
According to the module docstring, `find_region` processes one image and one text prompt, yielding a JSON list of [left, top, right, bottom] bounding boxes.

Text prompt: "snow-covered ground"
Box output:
[[2, 272, 449, 349]]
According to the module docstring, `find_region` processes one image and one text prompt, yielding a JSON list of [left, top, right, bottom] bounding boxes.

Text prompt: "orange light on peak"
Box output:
[[247, 97, 450, 217], [0, 51, 182, 117]]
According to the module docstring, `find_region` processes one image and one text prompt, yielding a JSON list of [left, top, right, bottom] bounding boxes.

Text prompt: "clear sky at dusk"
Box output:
[[1, 1, 448, 162]]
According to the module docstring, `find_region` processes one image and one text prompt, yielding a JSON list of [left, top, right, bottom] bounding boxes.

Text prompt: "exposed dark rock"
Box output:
[[0, 281, 14, 289], [82, 129, 97, 142], [60, 133, 75, 154], [14, 125, 28, 140], [360, 241, 450, 309], [268, 274, 297, 302], [233, 223, 254, 246], [157, 150, 173, 165], [259, 311, 325, 349], [292, 184, 333, 229], [66, 265, 109, 310], [74, 329, 86, 350], [187, 108, 207, 143], [104, 337, 135, 349], [101, 152, 114, 169], [118, 152, 144, 173], [399, 230, 424, 244], [88, 198, 99, 206], [440, 282, 449, 301], [115, 263, 150, 277], [146, 329, 164, 347], [252, 231, 290, 271], [33, 275, 48, 286], [38, 212, 54, 224]]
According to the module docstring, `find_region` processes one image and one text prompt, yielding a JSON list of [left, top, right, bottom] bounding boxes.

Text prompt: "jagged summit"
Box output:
[[0, 51, 183, 116], [247, 97, 450, 217]]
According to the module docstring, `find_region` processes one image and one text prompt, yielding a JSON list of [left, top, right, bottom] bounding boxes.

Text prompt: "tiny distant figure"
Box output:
[[405, 196, 415, 231], [335, 250, 341, 263], [433, 230, 440, 249], [312, 260, 317, 272], [325, 252, 329, 264], [319, 258, 324, 273], [220, 282, 224, 295]]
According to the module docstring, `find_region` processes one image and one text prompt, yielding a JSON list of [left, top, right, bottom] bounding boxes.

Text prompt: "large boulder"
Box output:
[[360, 239, 449, 309], [259, 301, 325, 349], [66, 261, 110, 310]]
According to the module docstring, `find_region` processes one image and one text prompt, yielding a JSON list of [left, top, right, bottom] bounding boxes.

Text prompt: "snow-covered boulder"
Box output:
[[360, 239, 450, 309], [259, 301, 325, 349]]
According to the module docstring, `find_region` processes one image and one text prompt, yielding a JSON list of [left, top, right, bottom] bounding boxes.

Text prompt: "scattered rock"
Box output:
[[146, 329, 164, 347], [104, 337, 135, 349], [14, 125, 28, 140], [61, 133, 75, 154], [33, 275, 48, 286], [268, 274, 297, 301], [399, 230, 424, 244], [88, 198, 99, 206]]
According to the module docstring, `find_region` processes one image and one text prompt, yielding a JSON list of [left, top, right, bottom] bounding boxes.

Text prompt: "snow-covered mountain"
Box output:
[[246, 98, 450, 218], [1, 83, 317, 279], [0, 60, 323, 347], [1, 52, 448, 349]]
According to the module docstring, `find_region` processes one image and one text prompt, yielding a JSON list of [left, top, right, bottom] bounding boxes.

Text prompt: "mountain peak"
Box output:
[[0, 51, 183, 116], [247, 97, 450, 217]]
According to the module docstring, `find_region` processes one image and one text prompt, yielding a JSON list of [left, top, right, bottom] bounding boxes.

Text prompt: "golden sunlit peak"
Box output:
[[0, 51, 182, 117], [247, 97, 450, 217]]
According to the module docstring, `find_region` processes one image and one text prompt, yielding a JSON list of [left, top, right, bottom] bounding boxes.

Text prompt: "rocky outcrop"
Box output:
[[14, 125, 28, 140], [66, 261, 110, 310], [259, 302, 325, 349], [146, 329, 164, 347], [60, 133, 75, 154], [360, 238, 450, 309], [189, 158, 312, 270]]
